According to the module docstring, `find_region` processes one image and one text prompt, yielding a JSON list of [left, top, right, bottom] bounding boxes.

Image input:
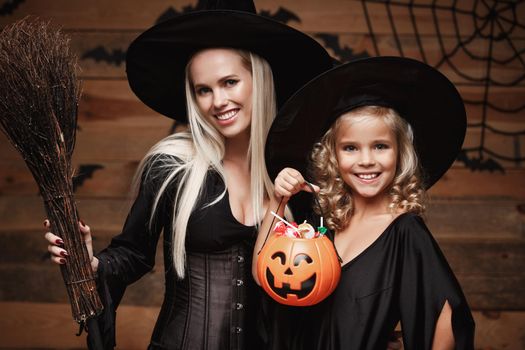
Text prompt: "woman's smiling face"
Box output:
[[189, 48, 253, 140]]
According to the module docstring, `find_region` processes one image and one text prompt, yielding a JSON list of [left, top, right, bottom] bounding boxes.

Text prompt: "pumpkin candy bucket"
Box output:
[[257, 190, 342, 306]]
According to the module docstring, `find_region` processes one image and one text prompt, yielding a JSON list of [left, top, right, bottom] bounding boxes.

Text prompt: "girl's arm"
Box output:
[[432, 301, 455, 350], [397, 214, 475, 349]]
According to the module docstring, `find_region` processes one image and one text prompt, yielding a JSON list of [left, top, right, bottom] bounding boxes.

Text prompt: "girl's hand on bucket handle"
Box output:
[[274, 167, 319, 201]]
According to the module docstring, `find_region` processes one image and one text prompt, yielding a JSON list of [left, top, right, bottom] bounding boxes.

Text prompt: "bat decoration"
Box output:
[[456, 150, 505, 173], [81, 46, 126, 66], [258, 7, 300, 24], [156, 7, 185, 24], [73, 164, 104, 191], [156, 3, 299, 25], [0, 0, 25, 16], [155, 0, 211, 24], [315, 33, 370, 63]]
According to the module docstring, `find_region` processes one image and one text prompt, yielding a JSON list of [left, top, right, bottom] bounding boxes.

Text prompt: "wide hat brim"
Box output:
[[126, 10, 334, 121], [265, 56, 466, 189]]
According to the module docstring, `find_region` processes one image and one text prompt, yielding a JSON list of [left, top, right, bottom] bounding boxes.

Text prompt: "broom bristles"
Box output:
[[0, 18, 103, 323]]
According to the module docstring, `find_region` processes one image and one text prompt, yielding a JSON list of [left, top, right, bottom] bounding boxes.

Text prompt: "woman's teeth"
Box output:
[[216, 110, 237, 120]]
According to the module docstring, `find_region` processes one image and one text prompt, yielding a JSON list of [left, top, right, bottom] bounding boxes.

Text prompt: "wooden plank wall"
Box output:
[[0, 0, 524, 348]]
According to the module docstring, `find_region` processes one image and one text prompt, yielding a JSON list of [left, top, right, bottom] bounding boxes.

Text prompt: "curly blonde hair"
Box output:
[[310, 105, 426, 231]]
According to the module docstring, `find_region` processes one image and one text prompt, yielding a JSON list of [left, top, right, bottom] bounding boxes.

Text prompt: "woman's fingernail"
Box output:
[[56, 239, 64, 245], [59, 258, 66, 264], [43, 219, 49, 227], [60, 251, 68, 257], [79, 219, 85, 227]]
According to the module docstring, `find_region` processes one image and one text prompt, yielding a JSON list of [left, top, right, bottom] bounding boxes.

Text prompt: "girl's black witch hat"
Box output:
[[265, 56, 467, 189]]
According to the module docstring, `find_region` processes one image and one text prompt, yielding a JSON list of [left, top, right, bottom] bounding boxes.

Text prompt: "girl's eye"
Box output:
[[375, 143, 389, 150], [343, 145, 357, 152], [225, 79, 238, 87]]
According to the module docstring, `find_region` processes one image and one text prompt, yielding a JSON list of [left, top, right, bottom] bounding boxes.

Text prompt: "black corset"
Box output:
[[150, 242, 259, 350]]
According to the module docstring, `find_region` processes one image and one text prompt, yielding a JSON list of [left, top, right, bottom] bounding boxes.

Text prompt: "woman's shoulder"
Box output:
[[138, 134, 192, 185], [143, 132, 194, 168], [150, 131, 195, 162], [145, 152, 186, 169]]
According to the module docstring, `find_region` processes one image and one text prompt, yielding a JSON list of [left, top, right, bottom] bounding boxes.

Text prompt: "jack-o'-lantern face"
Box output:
[[257, 234, 341, 306], [265, 251, 317, 299]]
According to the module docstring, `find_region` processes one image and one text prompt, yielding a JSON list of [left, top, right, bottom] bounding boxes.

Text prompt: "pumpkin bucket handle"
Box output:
[[258, 182, 342, 263]]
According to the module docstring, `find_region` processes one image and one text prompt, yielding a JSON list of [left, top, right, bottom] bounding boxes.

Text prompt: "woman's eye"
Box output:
[[225, 79, 238, 87], [196, 87, 211, 95]]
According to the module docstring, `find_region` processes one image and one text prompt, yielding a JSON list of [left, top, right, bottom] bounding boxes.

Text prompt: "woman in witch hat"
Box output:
[[254, 56, 475, 349], [44, 1, 333, 349]]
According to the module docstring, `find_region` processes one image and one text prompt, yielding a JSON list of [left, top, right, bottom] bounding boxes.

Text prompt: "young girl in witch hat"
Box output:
[[254, 56, 475, 349], [44, 1, 334, 349]]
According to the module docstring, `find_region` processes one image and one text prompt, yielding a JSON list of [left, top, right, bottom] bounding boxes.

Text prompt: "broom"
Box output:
[[0, 18, 103, 326]]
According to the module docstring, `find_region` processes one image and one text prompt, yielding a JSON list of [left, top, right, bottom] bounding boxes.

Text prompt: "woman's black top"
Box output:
[[87, 159, 261, 350], [259, 212, 475, 350]]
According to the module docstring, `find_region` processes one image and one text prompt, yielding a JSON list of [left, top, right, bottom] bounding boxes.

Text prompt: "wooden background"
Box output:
[[0, 0, 524, 348]]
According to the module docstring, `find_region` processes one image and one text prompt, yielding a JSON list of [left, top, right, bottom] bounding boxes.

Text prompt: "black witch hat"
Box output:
[[126, 0, 333, 121], [266, 56, 467, 189]]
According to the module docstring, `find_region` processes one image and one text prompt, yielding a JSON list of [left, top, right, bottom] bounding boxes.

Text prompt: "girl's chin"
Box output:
[[349, 186, 389, 201]]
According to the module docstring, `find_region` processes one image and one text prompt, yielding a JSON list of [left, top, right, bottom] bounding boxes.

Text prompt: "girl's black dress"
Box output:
[[87, 160, 261, 350], [259, 212, 475, 350]]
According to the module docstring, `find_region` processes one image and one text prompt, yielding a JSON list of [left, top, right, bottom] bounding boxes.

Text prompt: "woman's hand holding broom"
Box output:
[[45, 220, 99, 273]]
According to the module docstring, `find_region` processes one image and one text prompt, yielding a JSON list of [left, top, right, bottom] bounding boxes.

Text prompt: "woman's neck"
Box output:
[[223, 131, 250, 165]]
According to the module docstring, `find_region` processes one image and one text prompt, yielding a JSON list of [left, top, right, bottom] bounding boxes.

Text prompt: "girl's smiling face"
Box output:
[[335, 113, 398, 203], [189, 48, 253, 140]]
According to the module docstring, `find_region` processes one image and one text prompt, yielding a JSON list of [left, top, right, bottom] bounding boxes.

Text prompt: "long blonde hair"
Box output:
[[132, 49, 276, 278], [310, 106, 425, 231]]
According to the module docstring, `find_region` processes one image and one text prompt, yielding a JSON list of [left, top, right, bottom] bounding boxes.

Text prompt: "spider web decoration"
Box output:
[[361, 0, 525, 172]]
